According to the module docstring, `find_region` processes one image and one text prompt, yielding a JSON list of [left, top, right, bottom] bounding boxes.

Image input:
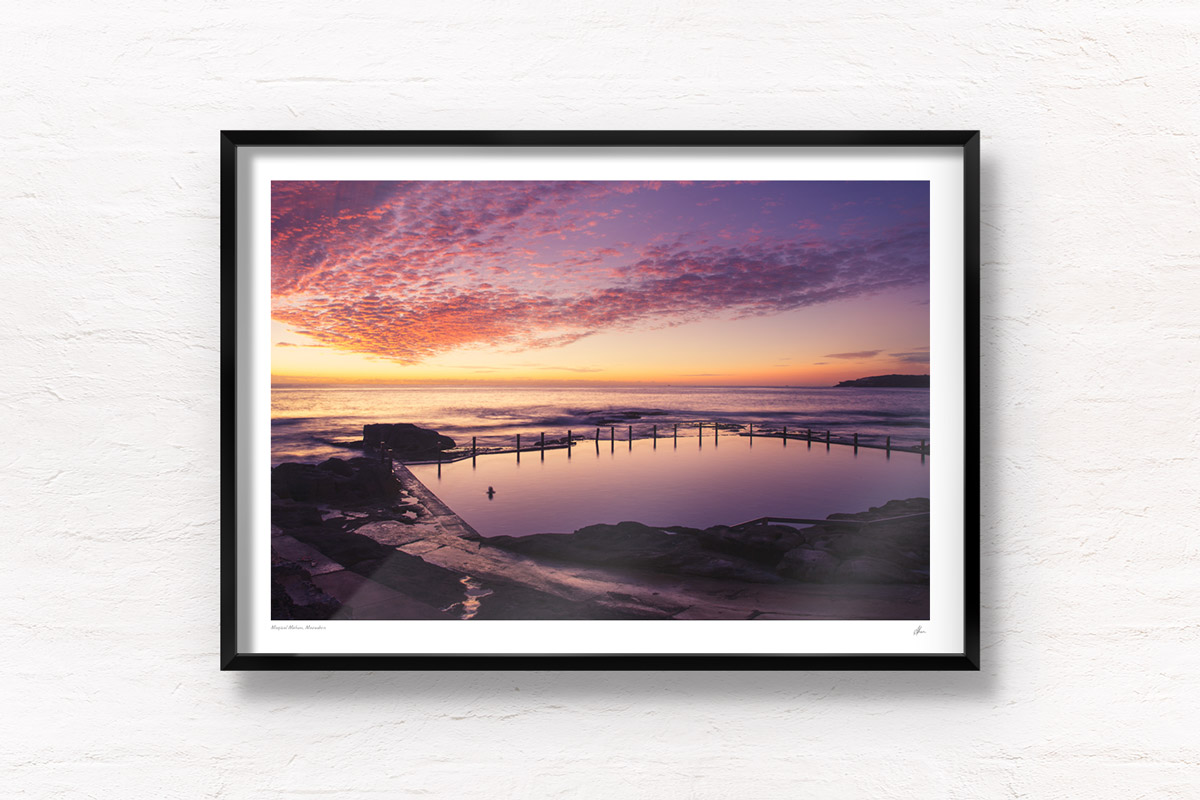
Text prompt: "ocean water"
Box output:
[[271, 384, 930, 465]]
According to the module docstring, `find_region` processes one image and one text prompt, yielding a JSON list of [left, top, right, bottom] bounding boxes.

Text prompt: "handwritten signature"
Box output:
[[913, 625, 926, 636]]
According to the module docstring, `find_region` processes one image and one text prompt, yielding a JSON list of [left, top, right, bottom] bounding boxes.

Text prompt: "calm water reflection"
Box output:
[[409, 434, 928, 538]]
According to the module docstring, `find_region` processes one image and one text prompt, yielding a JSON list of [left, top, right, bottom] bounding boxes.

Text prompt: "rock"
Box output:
[[285, 524, 396, 569], [489, 521, 783, 584], [675, 556, 783, 583], [271, 562, 341, 620], [362, 423, 455, 458], [834, 374, 929, 388], [834, 557, 915, 583], [317, 458, 354, 477], [271, 502, 324, 529], [828, 532, 916, 565], [580, 409, 668, 426], [693, 524, 806, 564], [473, 583, 675, 620], [818, 500, 930, 568], [271, 457, 399, 505], [353, 552, 471, 610], [778, 497, 930, 583], [777, 547, 841, 581]]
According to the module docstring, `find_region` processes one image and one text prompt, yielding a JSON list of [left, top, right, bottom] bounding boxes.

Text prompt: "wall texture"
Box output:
[[4, 2, 1198, 797]]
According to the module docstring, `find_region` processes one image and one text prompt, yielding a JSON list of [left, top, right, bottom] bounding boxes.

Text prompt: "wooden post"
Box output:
[[516, 433, 520, 453], [610, 426, 615, 442], [825, 430, 830, 446], [886, 435, 891, 454], [921, 439, 926, 454], [748, 422, 752, 439], [806, 428, 812, 443], [628, 424, 632, 441], [715, 423, 719, 441], [698, 422, 703, 439], [673, 423, 678, 441], [853, 432, 858, 452], [653, 425, 657, 440], [471, 436, 476, 456], [783, 426, 787, 440], [567, 430, 572, 458], [540, 432, 545, 452]]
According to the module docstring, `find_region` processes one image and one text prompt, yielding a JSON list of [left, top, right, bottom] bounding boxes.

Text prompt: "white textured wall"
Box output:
[[4, 2, 1198, 797]]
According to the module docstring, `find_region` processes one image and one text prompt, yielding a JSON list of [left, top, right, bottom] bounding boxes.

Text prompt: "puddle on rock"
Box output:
[[442, 576, 494, 620]]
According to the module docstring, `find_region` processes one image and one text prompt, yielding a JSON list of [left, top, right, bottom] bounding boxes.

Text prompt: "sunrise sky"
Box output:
[[270, 180, 929, 385]]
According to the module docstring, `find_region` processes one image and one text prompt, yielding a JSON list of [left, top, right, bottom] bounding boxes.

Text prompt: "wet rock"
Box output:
[[362, 423, 455, 458], [582, 409, 668, 426], [354, 552, 470, 610]]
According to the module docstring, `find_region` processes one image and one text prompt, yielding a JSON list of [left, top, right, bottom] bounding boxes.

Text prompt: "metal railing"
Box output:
[[732, 512, 930, 530], [401, 421, 929, 464]]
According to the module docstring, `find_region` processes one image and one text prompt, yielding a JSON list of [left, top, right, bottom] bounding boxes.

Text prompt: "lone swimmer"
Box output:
[[486, 486, 496, 499]]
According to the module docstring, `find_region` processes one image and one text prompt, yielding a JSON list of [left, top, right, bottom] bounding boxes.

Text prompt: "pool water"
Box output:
[[409, 433, 928, 538]]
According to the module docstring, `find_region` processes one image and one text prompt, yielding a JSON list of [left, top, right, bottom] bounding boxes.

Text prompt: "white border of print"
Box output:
[[238, 145, 964, 656]]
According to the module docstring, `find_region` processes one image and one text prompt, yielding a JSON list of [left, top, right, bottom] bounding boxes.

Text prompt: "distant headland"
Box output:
[[835, 374, 930, 388]]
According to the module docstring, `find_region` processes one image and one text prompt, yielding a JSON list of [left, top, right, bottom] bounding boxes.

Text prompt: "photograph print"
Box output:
[[268, 178, 932, 623]]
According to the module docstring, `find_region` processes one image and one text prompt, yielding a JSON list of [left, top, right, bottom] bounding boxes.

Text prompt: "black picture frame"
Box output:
[[221, 130, 980, 671]]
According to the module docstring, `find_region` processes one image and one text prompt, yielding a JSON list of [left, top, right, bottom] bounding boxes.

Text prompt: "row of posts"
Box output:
[[443, 425, 926, 462]]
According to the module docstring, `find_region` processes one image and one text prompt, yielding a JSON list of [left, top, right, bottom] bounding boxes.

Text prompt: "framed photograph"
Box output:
[[222, 130, 979, 670]]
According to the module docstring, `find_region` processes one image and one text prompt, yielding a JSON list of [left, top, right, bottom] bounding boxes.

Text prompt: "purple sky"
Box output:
[[271, 180, 929, 384]]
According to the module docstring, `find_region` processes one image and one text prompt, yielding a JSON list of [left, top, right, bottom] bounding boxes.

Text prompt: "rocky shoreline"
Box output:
[[271, 426, 930, 621]]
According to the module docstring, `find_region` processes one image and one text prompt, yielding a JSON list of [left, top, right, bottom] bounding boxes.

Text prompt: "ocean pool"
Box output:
[[408, 433, 928, 538]]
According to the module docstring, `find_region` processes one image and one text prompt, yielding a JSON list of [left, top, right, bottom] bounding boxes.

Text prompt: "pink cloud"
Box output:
[[271, 181, 928, 364]]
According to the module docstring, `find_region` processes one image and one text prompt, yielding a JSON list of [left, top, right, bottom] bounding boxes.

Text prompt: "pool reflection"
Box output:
[[409, 435, 928, 538]]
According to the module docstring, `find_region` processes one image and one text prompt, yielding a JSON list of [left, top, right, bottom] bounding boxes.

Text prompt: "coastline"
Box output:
[[271, 386, 931, 466], [271, 432, 930, 621]]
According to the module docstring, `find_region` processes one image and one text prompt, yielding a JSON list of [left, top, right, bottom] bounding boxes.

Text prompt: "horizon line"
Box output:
[[270, 377, 930, 390]]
